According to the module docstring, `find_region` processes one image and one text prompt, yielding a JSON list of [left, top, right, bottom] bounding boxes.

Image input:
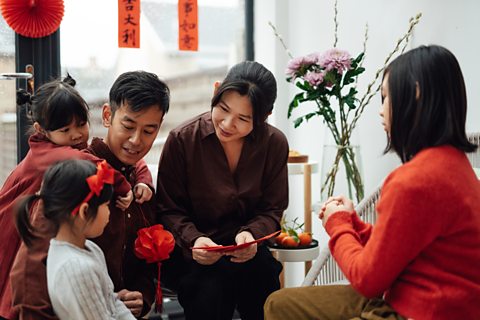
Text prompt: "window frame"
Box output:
[[15, 31, 61, 162], [15, 1, 254, 161]]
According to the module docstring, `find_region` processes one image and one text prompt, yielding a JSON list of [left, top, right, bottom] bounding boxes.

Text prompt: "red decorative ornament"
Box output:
[[85, 160, 115, 198], [134, 224, 175, 311], [0, 0, 64, 38], [71, 160, 114, 216]]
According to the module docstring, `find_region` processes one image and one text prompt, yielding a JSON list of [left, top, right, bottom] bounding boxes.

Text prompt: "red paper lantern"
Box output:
[[0, 0, 64, 38], [134, 224, 175, 311]]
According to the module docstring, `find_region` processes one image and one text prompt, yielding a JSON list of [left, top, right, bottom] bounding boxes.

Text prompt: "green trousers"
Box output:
[[264, 285, 406, 320]]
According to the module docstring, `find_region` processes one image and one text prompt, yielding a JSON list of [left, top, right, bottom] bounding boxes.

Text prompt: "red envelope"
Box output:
[[191, 230, 280, 253]]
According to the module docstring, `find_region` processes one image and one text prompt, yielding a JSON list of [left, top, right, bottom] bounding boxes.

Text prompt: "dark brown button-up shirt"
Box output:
[[86, 138, 156, 317], [156, 112, 289, 257]]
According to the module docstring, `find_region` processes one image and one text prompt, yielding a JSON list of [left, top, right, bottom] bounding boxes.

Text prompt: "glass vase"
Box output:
[[320, 144, 364, 203]]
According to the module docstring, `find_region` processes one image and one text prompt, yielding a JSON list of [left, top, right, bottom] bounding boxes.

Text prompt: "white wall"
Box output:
[[255, 0, 480, 287]]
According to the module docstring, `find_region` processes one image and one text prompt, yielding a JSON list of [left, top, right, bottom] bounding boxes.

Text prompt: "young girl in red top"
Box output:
[[265, 45, 480, 320], [0, 75, 151, 319]]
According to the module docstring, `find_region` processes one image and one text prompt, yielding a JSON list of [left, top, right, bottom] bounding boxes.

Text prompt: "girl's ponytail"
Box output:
[[62, 73, 76, 87], [16, 89, 32, 105], [15, 194, 41, 247]]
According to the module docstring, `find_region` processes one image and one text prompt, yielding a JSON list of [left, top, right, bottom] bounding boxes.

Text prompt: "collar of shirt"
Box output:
[[199, 111, 216, 140], [29, 132, 87, 151], [87, 137, 136, 178]]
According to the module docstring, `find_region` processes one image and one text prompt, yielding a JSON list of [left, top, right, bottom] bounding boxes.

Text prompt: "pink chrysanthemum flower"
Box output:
[[318, 48, 352, 74], [304, 71, 325, 87], [285, 54, 317, 78]]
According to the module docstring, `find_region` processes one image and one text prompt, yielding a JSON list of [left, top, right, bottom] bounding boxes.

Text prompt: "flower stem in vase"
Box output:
[[321, 144, 364, 203]]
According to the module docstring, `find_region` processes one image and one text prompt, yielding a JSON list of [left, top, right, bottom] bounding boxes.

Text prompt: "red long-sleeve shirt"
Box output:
[[326, 145, 480, 320]]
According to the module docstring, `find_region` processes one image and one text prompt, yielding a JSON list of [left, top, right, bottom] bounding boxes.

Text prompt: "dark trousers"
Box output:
[[163, 245, 282, 320]]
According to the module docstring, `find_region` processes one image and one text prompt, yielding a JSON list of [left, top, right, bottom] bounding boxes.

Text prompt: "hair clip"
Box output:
[[71, 160, 114, 215]]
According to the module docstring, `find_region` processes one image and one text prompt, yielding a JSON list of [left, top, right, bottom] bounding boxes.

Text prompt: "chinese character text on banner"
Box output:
[[118, 0, 140, 48], [178, 0, 198, 51]]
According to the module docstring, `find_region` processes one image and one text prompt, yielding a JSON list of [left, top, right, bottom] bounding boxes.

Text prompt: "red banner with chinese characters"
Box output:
[[178, 0, 198, 51], [118, 0, 140, 48]]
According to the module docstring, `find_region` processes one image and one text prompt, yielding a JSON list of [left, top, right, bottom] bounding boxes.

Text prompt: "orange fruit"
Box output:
[[298, 232, 312, 246], [275, 232, 288, 245], [281, 236, 300, 248]]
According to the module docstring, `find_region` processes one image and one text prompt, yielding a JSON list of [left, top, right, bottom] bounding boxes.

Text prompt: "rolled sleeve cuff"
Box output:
[[325, 211, 353, 236]]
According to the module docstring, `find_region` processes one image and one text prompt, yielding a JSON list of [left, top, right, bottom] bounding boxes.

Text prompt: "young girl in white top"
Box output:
[[15, 159, 135, 320]]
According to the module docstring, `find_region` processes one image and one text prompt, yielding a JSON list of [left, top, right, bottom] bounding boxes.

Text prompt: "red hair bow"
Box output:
[[71, 160, 114, 215]]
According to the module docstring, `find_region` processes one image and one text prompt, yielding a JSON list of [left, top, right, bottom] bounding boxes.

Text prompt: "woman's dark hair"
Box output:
[[15, 159, 113, 246], [17, 74, 89, 133], [211, 61, 277, 132], [384, 45, 476, 162], [109, 70, 170, 116]]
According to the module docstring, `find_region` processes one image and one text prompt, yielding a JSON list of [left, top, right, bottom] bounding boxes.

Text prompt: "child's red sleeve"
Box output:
[[134, 159, 154, 190]]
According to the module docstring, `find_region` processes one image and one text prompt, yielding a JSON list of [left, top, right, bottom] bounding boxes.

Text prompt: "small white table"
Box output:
[[269, 243, 320, 288], [269, 244, 319, 262], [271, 162, 320, 287], [287, 161, 319, 241]]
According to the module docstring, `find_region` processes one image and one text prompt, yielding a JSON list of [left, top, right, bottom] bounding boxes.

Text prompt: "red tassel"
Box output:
[[133, 224, 174, 312], [155, 262, 163, 312]]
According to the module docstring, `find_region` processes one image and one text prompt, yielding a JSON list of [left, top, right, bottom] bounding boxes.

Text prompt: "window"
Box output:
[[0, 15, 16, 184], [60, 0, 246, 164]]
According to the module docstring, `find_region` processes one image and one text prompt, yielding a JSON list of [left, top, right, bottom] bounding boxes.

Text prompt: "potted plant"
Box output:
[[270, 1, 422, 203]]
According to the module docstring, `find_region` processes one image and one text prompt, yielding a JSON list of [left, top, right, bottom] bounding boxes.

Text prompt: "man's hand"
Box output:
[[116, 190, 133, 210], [226, 231, 257, 263], [134, 183, 153, 203], [117, 289, 143, 317], [192, 237, 223, 265]]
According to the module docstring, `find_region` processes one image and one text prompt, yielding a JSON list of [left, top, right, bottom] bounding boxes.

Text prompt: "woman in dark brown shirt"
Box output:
[[157, 61, 288, 320]]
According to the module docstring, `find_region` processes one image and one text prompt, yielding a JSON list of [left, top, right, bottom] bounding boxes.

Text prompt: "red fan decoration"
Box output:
[[134, 224, 175, 311], [0, 0, 64, 38]]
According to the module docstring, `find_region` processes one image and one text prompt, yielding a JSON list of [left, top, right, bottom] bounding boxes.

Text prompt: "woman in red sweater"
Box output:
[[265, 45, 480, 320]]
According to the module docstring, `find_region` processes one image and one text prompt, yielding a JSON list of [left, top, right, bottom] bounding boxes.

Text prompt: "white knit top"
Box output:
[[47, 239, 135, 320]]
